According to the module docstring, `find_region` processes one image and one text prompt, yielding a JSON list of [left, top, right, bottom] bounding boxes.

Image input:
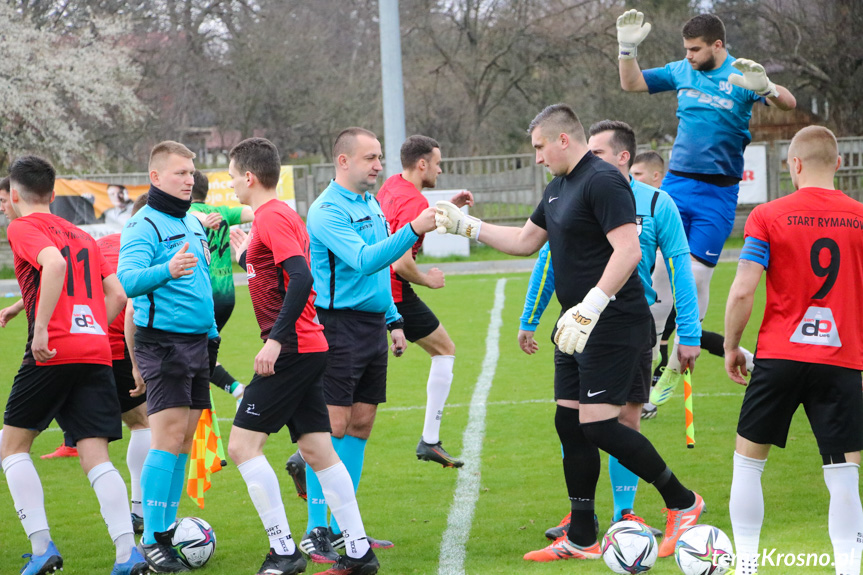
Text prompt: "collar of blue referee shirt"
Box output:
[[329, 179, 373, 201]]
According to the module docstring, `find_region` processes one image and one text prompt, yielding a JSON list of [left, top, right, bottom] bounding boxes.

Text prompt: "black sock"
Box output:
[[210, 364, 236, 392], [555, 405, 599, 545], [580, 417, 693, 509], [701, 330, 725, 357]]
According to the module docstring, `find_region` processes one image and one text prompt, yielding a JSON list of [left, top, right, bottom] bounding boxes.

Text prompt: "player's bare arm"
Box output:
[[124, 301, 146, 397], [436, 201, 548, 256], [392, 249, 444, 289], [32, 246, 67, 362], [0, 298, 24, 327], [723, 258, 764, 385], [102, 273, 127, 325], [617, 9, 651, 92]]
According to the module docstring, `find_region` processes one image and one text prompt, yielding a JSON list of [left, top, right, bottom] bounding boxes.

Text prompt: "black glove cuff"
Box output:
[[387, 319, 405, 332]]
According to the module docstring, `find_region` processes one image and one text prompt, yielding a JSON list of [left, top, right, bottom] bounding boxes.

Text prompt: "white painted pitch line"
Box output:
[[438, 277, 507, 575]]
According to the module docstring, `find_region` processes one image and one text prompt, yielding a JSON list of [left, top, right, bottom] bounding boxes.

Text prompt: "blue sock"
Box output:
[[306, 437, 342, 532], [140, 449, 177, 544], [330, 435, 366, 534], [609, 455, 639, 522], [165, 453, 188, 528]]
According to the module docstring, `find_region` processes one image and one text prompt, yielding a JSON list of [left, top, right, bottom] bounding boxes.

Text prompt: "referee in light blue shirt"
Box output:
[[301, 127, 437, 551]]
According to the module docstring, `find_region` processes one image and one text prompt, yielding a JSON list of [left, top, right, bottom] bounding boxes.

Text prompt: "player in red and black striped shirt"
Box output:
[[225, 137, 379, 575], [377, 135, 473, 468], [1, 156, 146, 574]]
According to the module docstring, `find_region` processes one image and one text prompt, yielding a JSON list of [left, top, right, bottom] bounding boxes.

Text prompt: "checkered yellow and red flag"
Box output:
[[187, 390, 227, 508]]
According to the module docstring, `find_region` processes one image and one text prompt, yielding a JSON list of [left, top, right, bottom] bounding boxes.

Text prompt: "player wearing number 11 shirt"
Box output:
[[724, 126, 863, 575], [2, 156, 147, 575]]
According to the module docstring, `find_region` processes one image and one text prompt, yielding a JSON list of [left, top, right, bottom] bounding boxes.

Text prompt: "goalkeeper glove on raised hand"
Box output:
[[617, 9, 652, 60], [728, 58, 779, 98], [555, 287, 611, 354], [435, 200, 483, 240]]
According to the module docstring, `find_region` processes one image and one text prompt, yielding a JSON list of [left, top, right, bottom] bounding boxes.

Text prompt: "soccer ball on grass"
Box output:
[[169, 516, 216, 568], [674, 524, 734, 575], [601, 519, 658, 573]]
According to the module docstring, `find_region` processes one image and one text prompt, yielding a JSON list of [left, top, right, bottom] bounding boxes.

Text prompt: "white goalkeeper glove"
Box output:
[[555, 287, 611, 355], [617, 9, 652, 60], [728, 58, 779, 98], [435, 200, 482, 240]]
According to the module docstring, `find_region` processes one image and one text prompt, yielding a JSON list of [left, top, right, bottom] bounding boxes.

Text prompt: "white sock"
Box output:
[[730, 452, 766, 575], [317, 461, 370, 558], [238, 455, 295, 555], [690, 259, 715, 321], [422, 355, 455, 445], [2, 453, 51, 554], [88, 461, 135, 561], [127, 428, 151, 516], [824, 463, 863, 575]]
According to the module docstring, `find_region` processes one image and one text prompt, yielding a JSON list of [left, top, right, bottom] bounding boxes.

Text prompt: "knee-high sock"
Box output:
[[609, 456, 639, 521], [127, 428, 151, 516], [824, 463, 863, 575], [165, 453, 188, 528], [330, 435, 367, 535], [730, 452, 766, 575], [307, 437, 341, 532], [140, 449, 177, 544], [690, 259, 714, 322], [318, 461, 370, 559], [422, 355, 455, 445], [581, 418, 693, 510], [555, 405, 600, 546], [2, 453, 51, 555], [88, 462, 135, 562], [238, 455, 295, 555]]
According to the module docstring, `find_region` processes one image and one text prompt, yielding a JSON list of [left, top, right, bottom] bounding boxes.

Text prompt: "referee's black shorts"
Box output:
[[396, 295, 441, 343], [737, 358, 863, 455], [317, 308, 388, 406]]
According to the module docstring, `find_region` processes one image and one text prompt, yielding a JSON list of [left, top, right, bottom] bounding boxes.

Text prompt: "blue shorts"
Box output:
[[662, 172, 737, 266]]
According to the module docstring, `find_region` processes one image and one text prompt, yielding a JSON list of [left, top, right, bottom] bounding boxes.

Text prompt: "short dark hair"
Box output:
[[401, 135, 440, 169], [132, 192, 149, 216], [589, 120, 637, 168], [0, 176, 10, 193], [149, 140, 195, 171], [633, 151, 665, 171], [192, 170, 209, 201], [229, 137, 281, 189], [682, 14, 726, 46], [527, 104, 585, 142], [9, 155, 56, 201], [332, 127, 377, 160]]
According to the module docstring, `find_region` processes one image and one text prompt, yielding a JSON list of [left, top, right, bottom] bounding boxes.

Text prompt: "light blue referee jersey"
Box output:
[[117, 204, 218, 338], [307, 180, 419, 324], [520, 178, 701, 346], [642, 54, 765, 179]]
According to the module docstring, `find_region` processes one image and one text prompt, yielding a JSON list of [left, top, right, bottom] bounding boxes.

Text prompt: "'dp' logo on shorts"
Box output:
[[70, 304, 106, 335], [790, 306, 841, 347]]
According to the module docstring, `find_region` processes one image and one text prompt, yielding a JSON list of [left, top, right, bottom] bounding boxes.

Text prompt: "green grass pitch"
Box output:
[[0, 263, 847, 573]]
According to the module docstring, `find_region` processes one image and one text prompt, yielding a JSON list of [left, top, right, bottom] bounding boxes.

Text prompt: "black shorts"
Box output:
[[317, 308, 388, 406], [234, 351, 331, 442], [134, 327, 211, 416], [554, 318, 651, 406], [4, 363, 123, 444], [113, 356, 147, 413], [396, 296, 441, 343], [737, 358, 863, 454], [628, 318, 658, 404]]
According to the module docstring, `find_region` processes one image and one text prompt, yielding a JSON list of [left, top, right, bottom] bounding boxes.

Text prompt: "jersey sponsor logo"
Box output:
[[246, 263, 256, 279], [678, 88, 734, 110], [70, 304, 106, 335], [201, 238, 211, 266], [790, 306, 841, 347], [636, 216, 643, 236]]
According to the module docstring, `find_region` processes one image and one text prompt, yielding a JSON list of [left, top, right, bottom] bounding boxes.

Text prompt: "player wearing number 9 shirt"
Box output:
[[724, 126, 863, 575], [2, 155, 147, 575]]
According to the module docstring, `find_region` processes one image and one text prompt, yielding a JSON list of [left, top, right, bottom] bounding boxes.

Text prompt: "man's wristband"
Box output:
[[387, 319, 405, 332], [619, 45, 637, 59]]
